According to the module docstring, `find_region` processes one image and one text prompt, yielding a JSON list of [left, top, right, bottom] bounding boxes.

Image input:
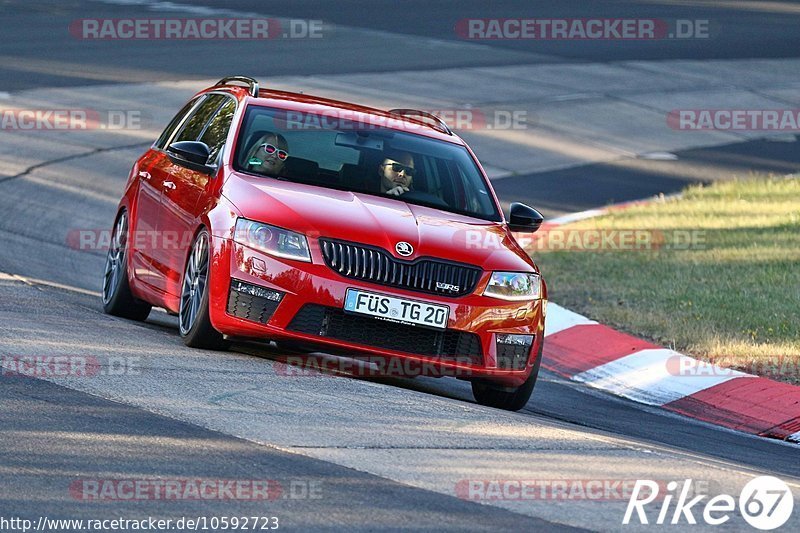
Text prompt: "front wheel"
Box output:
[[102, 210, 152, 321], [472, 341, 542, 411], [179, 229, 229, 350]]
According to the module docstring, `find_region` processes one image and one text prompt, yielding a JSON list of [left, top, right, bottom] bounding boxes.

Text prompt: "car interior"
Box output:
[[233, 113, 498, 219]]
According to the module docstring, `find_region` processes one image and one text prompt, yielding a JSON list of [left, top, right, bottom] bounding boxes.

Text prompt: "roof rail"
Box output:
[[388, 108, 453, 135], [214, 76, 259, 97]]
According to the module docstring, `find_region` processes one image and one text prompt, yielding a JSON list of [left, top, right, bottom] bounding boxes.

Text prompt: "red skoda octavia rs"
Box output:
[[103, 76, 547, 410]]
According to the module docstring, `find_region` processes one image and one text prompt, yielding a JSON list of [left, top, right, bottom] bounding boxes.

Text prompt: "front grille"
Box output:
[[226, 280, 282, 324], [319, 239, 481, 297], [287, 304, 483, 364]]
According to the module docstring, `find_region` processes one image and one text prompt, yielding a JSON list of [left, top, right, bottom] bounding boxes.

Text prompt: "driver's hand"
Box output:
[[386, 185, 409, 196]]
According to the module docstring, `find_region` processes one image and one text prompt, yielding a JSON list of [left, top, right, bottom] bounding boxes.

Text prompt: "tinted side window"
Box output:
[[155, 97, 200, 149], [173, 94, 226, 143], [199, 97, 236, 160]]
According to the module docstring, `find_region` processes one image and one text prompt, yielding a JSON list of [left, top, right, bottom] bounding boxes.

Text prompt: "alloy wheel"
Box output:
[[102, 212, 127, 305], [179, 232, 209, 335]]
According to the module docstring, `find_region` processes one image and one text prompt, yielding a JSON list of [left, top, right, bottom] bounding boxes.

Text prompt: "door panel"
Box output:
[[157, 159, 207, 297], [157, 94, 237, 298], [131, 95, 204, 294], [131, 150, 163, 289]]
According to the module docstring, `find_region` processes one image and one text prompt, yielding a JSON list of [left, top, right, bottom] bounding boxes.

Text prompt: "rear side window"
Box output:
[[154, 97, 200, 149], [199, 97, 237, 159], [173, 94, 227, 143]]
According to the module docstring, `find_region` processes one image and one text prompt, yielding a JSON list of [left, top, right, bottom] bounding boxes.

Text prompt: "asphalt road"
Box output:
[[1, 370, 576, 532], [3, 0, 800, 90], [192, 0, 800, 61], [1, 0, 799, 530]]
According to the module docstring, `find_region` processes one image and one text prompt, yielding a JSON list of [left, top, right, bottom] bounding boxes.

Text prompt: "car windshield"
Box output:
[[233, 106, 502, 222]]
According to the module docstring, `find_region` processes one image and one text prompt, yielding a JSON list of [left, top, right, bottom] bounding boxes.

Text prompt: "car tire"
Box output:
[[102, 210, 152, 321], [471, 341, 542, 411], [179, 228, 230, 351]]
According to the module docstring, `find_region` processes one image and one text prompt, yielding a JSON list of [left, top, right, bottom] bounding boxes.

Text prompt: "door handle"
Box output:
[[138, 170, 151, 180], [163, 181, 176, 190]]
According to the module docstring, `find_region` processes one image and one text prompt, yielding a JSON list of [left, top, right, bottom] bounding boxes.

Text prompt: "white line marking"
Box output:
[[548, 93, 602, 102], [8, 274, 101, 297], [765, 134, 798, 143], [548, 208, 607, 226], [545, 303, 597, 336], [572, 348, 753, 406], [639, 152, 678, 160]]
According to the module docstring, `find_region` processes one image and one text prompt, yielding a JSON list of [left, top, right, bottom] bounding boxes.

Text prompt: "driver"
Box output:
[[245, 132, 289, 176], [378, 151, 415, 196]]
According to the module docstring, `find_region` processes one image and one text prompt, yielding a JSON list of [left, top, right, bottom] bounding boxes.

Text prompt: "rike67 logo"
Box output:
[[624, 477, 794, 530]]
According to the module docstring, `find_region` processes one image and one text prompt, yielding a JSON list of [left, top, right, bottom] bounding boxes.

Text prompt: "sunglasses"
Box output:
[[259, 143, 288, 161], [383, 162, 416, 177]]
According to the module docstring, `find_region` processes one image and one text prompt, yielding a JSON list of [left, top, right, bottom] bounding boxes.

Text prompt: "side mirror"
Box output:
[[167, 141, 216, 174], [508, 202, 544, 233]]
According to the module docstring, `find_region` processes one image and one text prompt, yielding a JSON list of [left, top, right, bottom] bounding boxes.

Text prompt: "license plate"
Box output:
[[343, 288, 450, 330]]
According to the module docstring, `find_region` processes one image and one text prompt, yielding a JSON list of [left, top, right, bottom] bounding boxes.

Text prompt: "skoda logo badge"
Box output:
[[395, 242, 414, 257]]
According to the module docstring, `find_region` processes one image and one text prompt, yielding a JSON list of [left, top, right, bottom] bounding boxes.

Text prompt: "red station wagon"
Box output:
[[102, 76, 547, 410]]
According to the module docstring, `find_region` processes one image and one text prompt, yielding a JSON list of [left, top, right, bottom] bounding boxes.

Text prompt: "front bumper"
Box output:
[[208, 238, 545, 387]]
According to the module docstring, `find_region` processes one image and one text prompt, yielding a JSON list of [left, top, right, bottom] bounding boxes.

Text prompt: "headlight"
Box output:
[[234, 218, 311, 262], [483, 272, 541, 301]]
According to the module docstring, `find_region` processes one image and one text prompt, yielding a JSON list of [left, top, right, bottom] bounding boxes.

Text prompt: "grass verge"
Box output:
[[532, 176, 800, 384]]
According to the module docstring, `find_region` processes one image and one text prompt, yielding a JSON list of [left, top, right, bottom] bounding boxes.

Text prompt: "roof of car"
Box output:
[[201, 84, 464, 144]]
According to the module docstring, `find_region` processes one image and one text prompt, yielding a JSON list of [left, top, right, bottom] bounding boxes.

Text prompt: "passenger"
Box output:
[[245, 132, 289, 176], [378, 151, 415, 196]]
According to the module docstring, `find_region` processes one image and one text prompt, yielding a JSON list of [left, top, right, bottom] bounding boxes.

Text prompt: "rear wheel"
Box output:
[[102, 210, 152, 321], [179, 229, 229, 350], [472, 342, 542, 411]]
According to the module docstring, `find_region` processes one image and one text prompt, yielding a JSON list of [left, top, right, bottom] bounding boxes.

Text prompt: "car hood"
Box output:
[[223, 174, 536, 272]]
